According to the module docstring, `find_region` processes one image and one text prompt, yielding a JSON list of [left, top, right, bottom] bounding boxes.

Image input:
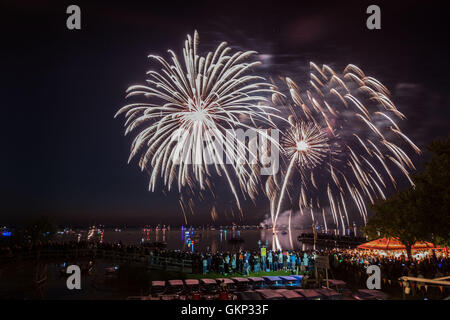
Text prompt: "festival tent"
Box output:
[[357, 238, 438, 250]]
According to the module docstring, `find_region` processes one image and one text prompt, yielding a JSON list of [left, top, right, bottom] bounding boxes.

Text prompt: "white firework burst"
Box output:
[[282, 121, 331, 169], [270, 62, 420, 232], [115, 31, 281, 213]]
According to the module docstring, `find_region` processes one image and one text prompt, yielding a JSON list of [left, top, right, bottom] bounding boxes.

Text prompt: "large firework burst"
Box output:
[[115, 31, 281, 216], [282, 121, 331, 169], [271, 62, 420, 231]]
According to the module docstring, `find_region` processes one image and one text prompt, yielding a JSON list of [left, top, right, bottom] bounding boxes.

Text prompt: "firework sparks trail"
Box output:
[[115, 31, 284, 220], [271, 63, 420, 232], [288, 209, 294, 249]]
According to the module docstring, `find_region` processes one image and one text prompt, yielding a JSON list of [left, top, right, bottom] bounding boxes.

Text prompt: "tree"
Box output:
[[365, 188, 427, 260], [413, 135, 450, 247], [364, 135, 450, 256]]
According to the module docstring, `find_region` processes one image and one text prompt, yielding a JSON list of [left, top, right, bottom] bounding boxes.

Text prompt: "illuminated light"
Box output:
[[271, 64, 418, 231], [115, 31, 281, 218], [296, 140, 309, 151]]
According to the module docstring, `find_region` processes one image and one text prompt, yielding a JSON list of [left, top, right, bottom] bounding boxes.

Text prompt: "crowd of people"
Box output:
[[330, 248, 450, 298], [196, 249, 315, 275], [298, 233, 367, 244]]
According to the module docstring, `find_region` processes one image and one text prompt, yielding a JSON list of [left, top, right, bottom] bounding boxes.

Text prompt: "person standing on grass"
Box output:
[[261, 247, 267, 271], [278, 251, 282, 271], [268, 250, 273, 271], [224, 253, 230, 275], [219, 255, 225, 275], [273, 251, 278, 271], [302, 253, 309, 272], [202, 256, 208, 274], [239, 252, 244, 274], [284, 251, 289, 271], [250, 252, 256, 272], [255, 254, 261, 273], [243, 252, 249, 275], [287, 251, 292, 270], [246, 251, 252, 275], [231, 253, 237, 273], [290, 252, 296, 271], [207, 254, 212, 272]]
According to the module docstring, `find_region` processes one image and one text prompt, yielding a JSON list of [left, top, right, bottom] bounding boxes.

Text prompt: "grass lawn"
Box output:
[[185, 270, 311, 279]]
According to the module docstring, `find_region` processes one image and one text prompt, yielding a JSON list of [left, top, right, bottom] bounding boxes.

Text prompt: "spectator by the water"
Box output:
[[202, 257, 207, 274]]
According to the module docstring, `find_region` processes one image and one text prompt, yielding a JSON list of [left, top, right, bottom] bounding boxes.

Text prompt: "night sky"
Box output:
[[2, 0, 449, 227]]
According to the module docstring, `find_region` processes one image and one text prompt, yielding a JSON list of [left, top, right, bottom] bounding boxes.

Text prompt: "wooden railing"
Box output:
[[147, 256, 193, 273]]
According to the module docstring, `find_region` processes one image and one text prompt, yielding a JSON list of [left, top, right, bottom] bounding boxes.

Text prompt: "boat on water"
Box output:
[[127, 277, 352, 300], [231, 277, 251, 291], [275, 289, 304, 300], [86, 226, 104, 242], [263, 276, 284, 289], [248, 277, 266, 289], [254, 289, 284, 300], [280, 276, 302, 289]]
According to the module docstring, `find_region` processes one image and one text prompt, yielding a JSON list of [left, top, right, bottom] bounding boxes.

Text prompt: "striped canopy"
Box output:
[[357, 238, 437, 250]]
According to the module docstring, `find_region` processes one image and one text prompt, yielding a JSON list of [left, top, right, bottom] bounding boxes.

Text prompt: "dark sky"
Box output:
[[2, 0, 449, 226]]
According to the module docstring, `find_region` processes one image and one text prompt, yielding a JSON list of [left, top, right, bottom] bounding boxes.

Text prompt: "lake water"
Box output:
[[57, 228, 354, 252]]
